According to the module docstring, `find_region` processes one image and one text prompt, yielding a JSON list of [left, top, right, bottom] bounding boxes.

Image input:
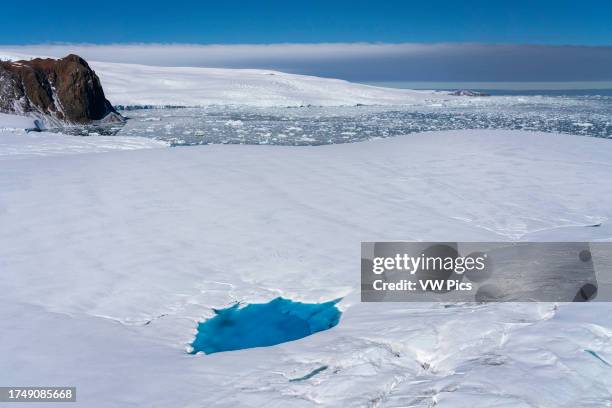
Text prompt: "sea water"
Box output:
[[60, 89, 612, 146]]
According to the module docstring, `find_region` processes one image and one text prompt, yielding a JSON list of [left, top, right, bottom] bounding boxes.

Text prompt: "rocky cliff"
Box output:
[[0, 54, 122, 124]]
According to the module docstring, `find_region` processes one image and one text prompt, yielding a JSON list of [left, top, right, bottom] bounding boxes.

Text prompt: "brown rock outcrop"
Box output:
[[0, 54, 122, 123]]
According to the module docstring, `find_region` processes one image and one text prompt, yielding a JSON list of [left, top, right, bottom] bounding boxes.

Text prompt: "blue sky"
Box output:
[[3, 0, 612, 45], [3, 1, 612, 82]]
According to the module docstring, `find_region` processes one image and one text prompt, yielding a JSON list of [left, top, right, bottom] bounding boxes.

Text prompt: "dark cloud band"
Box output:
[[3, 43, 612, 81]]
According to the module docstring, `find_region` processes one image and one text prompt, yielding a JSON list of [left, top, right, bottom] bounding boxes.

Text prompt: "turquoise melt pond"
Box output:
[[190, 297, 342, 354]]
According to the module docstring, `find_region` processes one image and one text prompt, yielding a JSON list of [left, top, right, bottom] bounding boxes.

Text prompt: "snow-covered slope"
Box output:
[[0, 113, 167, 158], [1, 129, 611, 407], [89, 60, 448, 107], [0, 130, 167, 159], [0, 50, 448, 107], [0, 112, 41, 130]]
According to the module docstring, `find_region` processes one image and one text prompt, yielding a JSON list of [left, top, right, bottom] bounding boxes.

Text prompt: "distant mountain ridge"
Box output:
[[0, 54, 122, 124]]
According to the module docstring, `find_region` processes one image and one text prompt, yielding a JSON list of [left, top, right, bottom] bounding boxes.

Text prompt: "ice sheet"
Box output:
[[1, 129, 611, 406]]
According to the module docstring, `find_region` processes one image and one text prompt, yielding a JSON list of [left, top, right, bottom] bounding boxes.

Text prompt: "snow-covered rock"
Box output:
[[0, 55, 122, 124], [450, 89, 490, 97]]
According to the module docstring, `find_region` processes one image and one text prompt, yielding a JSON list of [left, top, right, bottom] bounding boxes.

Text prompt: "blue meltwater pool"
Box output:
[[189, 297, 342, 354]]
